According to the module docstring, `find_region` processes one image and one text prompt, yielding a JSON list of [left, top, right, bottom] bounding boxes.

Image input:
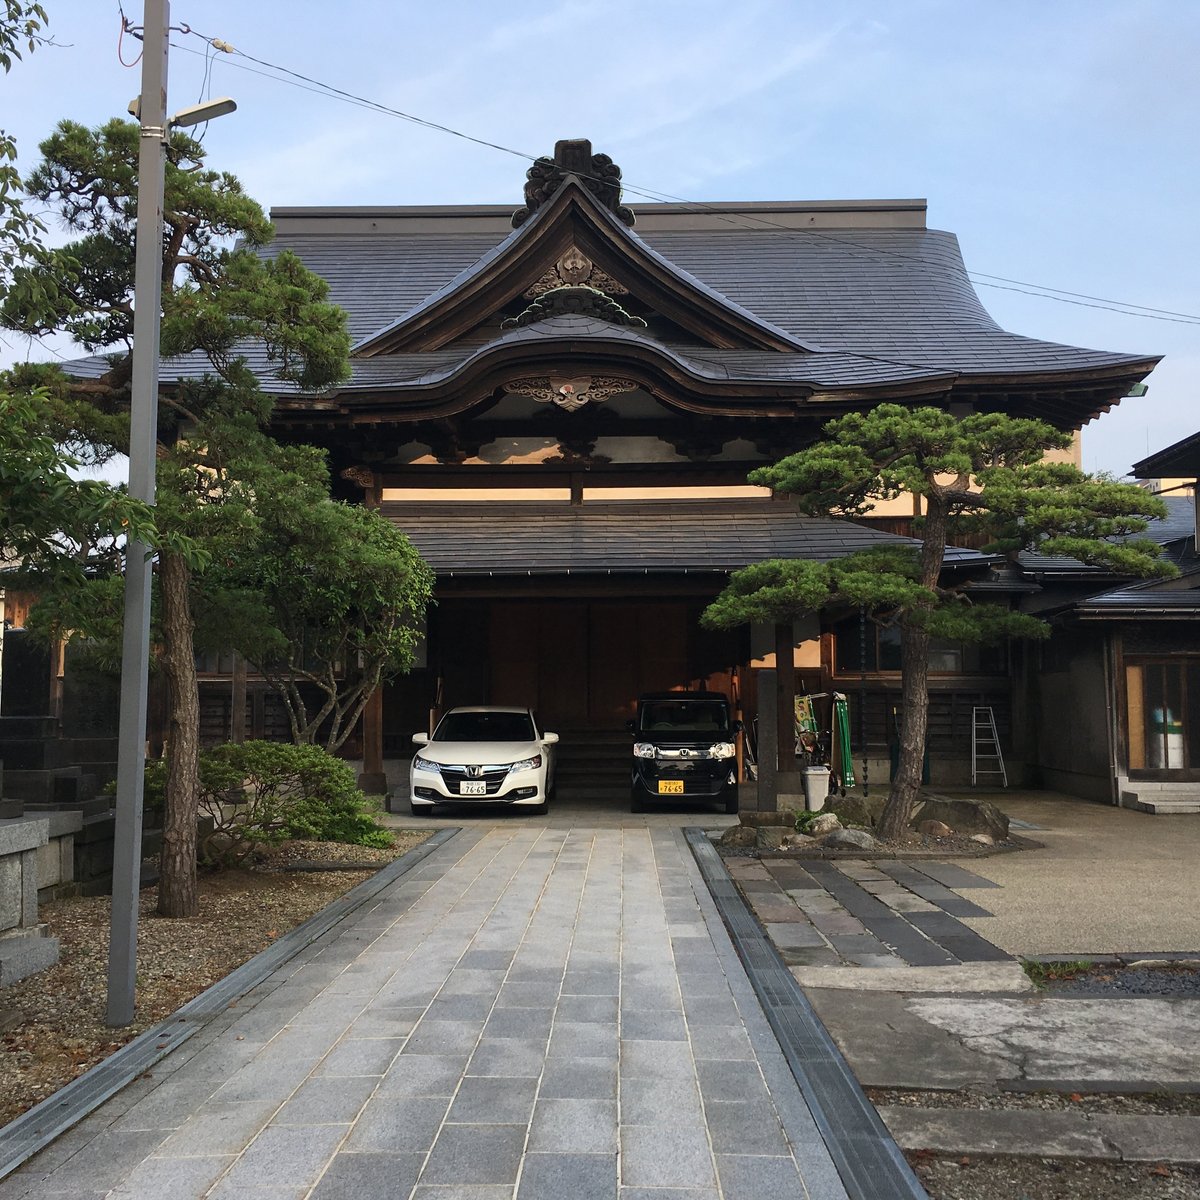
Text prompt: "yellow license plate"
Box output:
[[658, 780, 684, 795]]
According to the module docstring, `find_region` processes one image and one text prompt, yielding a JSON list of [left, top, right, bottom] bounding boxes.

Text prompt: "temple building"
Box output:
[[52, 139, 1164, 806]]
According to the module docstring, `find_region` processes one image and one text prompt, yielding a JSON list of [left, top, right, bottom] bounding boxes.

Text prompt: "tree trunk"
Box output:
[[877, 622, 931, 841], [157, 549, 200, 918], [875, 492, 950, 842]]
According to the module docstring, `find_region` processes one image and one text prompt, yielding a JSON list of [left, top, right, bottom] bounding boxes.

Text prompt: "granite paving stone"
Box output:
[[447, 1076, 539, 1124], [528, 1098, 618, 1153], [308, 1151, 426, 1199], [715, 1153, 807, 1200], [705, 1099, 792, 1155], [344, 1096, 450, 1152], [620, 1124, 716, 1189], [517, 1152, 617, 1200]]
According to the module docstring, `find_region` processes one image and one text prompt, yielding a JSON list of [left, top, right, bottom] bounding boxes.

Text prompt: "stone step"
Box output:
[[1133, 798, 1200, 814], [1121, 789, 1200, 814]]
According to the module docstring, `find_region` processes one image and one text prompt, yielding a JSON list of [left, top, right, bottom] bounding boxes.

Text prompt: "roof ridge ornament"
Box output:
[[512, 138, 635, 229], [501, 285, 647, 330]]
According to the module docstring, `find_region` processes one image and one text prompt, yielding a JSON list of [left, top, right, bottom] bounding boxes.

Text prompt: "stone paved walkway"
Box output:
[[731, 856, 1013, 971], [3, 824, 848, 1200]]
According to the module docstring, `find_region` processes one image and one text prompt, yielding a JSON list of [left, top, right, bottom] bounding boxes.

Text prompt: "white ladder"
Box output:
[[971, 706, 1007, 787]]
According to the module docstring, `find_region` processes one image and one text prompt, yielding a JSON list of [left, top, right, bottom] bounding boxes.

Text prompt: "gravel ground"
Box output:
[[1036, 964, 1200, 998], [911, 1156, 1200, 1199], [0, 832, 428, 1126], [871, 1088, 1200, 1117]]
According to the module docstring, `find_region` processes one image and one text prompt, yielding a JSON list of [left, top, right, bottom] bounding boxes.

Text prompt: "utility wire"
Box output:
[[167, 29, 1200, 329]]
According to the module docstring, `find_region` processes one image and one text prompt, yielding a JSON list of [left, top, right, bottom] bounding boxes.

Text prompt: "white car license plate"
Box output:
[[459, 780, 487, 796]]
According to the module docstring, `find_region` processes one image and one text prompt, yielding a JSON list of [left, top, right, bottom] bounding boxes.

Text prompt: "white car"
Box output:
[[409, 706, 558, 816]]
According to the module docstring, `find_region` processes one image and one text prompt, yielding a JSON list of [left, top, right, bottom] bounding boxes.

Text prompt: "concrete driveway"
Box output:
[[940, 790, 1200, 956]]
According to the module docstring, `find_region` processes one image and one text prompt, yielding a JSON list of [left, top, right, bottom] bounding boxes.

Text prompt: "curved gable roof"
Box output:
[[351, 175, 810, 356]]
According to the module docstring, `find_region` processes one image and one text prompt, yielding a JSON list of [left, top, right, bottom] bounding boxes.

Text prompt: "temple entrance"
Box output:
[[433, 598, 740, 733]]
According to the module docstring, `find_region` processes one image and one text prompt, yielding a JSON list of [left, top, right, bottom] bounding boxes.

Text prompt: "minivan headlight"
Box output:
[[633, 743, 657, 759], [412, 755, 441, 774], [507, 755, 542, 773], [708, 743, 736, 760]]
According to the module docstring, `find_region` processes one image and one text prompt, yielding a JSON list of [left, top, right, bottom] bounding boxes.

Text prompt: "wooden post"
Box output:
[[757, 668, 777, 812], [357, 686, 387, 796], [775, 620, 803, 809], [230, 653, 247, 744]]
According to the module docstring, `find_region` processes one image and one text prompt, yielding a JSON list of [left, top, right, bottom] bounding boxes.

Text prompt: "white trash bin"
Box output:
[[802, 766, 831, 812]]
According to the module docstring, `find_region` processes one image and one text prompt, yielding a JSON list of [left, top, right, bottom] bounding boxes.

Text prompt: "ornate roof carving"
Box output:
[[340, 465, 376, 489], [524, 246, 629, 298], [512, 138, 634, 229], [501, 285, 647, 331], [504, 374, 638, 413]]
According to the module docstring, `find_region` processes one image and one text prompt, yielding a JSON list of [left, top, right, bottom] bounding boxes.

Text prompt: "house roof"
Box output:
[[1075, 561, 1200, 620], [1017, 495, 1195, 576], [378, 498, 990, 578], [1132, 430, 1200, 479]]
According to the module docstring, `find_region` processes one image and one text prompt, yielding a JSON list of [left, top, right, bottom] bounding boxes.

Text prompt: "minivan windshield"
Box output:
[[434, 711, 536, 742], [638, 700, 730, 735]]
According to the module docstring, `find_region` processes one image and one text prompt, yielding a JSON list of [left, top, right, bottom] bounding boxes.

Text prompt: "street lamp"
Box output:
[[106, 0, 235, 1028]]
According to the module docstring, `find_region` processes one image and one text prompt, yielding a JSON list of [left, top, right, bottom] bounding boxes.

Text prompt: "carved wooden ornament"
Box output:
[[504, 375, 638, 412]]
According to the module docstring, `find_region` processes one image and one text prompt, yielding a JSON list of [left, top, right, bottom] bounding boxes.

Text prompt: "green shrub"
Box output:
[[192, 741, 392, 865]]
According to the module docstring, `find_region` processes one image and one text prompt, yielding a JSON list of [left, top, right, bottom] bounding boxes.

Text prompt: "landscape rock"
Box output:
[[806, 813, 842, 837], [780, 833, 816, 850], [912, 796, 1010, 841], [918, 819, 955, 838], [970, 833, 995, 846], [820, 827, 881, 852], [756, 826, 785, 851], [827, 793, 886, 829], [718, 824, 757, 849]]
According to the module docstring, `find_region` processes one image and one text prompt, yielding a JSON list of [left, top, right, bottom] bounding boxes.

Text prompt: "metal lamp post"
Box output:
[[106, 0, 235, 1027]]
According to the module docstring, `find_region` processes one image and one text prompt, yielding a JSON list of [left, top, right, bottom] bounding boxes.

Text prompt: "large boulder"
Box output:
[[820, 827, 881, 852], [918, 819, 954, 838], [756, 826, 785, 851], [826, 792, 886, 830], [912, 796, 1009, 841], [718, 824, 757, 849], [806, 813, 842, 837]]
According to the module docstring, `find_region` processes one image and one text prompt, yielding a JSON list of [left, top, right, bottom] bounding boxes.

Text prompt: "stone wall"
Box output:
[[0, 815, 60, 986]]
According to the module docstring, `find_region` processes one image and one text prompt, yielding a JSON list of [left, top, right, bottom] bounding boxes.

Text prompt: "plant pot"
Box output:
[[802, 766, 831, 811]]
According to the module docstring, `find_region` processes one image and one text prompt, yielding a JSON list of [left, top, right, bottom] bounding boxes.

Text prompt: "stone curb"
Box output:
[[879, 1105, 1200, 1164], [0, 826, 461, 1181]]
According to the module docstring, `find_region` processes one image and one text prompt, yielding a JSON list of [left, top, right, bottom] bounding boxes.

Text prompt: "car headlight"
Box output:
[[507, 755, 542, 773], [412, 755, 441, 774], [633, 743, 657, 759], [708, 743, 736, 760]]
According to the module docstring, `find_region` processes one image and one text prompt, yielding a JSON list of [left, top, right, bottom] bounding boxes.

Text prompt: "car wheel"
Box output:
[[630, 792, 644, 813], [530, 801, 548, 816], [410, 802, 432, 817], [724, 795, 739, 815]]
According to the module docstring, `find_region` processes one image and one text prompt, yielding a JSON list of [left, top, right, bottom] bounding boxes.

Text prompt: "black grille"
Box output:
[[440, 764, 510, 796]]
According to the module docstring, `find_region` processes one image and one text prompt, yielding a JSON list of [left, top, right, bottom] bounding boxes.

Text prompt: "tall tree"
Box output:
[[3, 118, 350, 916], [199, 445, 434, 753], [704, 405, 1174, 840]]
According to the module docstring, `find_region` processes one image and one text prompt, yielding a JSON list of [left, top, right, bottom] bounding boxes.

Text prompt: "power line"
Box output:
[[167, 29, 1200, 329]]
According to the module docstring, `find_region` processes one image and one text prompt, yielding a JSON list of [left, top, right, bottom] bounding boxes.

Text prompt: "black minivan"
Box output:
[[628, 691, 740, 814]]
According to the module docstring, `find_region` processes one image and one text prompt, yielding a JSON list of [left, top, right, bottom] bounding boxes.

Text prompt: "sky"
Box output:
[[2, 0, 1198, 478]]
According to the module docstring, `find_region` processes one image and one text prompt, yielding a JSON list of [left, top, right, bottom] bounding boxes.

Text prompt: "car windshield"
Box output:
[[639, 701, 730, 735], [434, 711, 536, 742]]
